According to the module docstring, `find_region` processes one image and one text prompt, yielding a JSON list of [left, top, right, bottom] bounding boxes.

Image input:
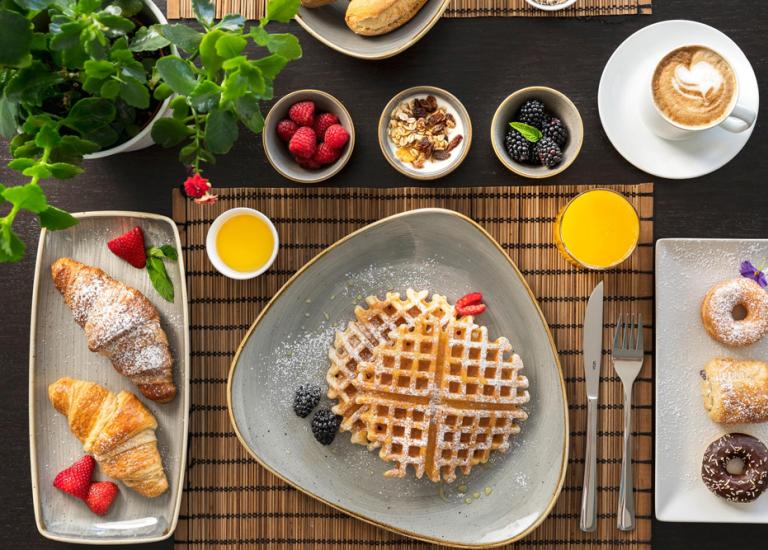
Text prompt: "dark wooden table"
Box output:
[[2, 0, 766, 547]]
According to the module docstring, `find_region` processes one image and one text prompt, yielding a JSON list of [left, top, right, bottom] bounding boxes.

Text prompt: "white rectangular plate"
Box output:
[[29, 211, 189, 543], [656, 238, 768, 523]]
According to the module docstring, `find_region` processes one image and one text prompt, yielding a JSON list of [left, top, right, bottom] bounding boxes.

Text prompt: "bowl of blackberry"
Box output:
[[491, 86, 583, 178]]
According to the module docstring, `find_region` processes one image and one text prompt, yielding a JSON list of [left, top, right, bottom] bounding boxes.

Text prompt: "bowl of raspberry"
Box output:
[[264, 90, 355, 184], [491, 86, 583, 179]]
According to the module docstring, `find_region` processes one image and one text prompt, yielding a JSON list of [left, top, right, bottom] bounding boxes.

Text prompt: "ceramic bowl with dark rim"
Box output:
[[295, 0, 450, 60], [378, 86, 472, 181], [263, 89, 355, 184], [491, 86, 583, 179]]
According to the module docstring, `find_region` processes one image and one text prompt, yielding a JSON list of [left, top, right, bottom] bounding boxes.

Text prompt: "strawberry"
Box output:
[[288, 126, 317, 159], [455, 292, 486, 317], [313, 112, 339, 140], [288, 100, 315, 127], [323, 124, 349, 150], [86, 481, 119, 516], [276, 118, 299, 142], [457, 303, 486, 316], [107, 226, 146, 269], [312, 142, 341, 166], [53, 455, 95, 501]]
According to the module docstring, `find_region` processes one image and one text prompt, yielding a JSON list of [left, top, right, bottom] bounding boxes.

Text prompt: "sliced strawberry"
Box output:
[[53, 455, 95, 501], [107, 226, 147, 268], [456, 292, 483, 309], [86, 481, 119, 516], [457, 303, 486, 317]]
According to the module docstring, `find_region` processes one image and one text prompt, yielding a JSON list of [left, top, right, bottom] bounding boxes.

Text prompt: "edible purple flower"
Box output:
[[740, 260, 767, 288]]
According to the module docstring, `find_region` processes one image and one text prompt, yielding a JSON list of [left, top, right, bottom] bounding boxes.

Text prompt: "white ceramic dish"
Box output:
[[523, 0, 578, 11], [228, 208, 567, 547], [656, 238, 768, 522], [206, 207, 280, 280], [29, 212, 190, 544], [598, 20, 759, 179]]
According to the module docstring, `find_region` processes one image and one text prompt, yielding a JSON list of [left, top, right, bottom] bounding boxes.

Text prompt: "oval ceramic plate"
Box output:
[[29, 212, 189, 544], [295, 0, 450, 60], [228, 209, 567, 547]]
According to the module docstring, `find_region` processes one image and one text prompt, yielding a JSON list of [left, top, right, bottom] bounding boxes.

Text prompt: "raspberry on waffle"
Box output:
[[356, 315, 529, 482], [326, 289, 454, 447]]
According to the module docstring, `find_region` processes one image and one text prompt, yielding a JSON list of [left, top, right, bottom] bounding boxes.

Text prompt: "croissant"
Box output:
[[51, 257, 176, 403], [49, 377, 169, 497]]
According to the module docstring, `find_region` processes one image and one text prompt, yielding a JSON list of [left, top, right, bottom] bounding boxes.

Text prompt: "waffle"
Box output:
[[326, 289, 454, 446], [356, 315, 529, 482]]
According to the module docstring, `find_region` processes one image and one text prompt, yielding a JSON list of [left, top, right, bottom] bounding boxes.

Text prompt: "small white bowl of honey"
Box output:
[[206, 208, 279, 280]]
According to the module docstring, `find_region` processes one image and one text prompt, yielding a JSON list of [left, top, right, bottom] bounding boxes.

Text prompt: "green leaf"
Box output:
[[199, 30, 225, 80], [129, 25, 170, 52], [0, 10, 32, 68], [0, 95, 18, 139], [156, 55, 197, 96], [252, 54, 287, 80], [64, 97, 116, 133], [191, 0, 214, 27], [110, 0, 143, 17], [8, 158, 36, 172], [147, 244, 178, 261], [265, 0, 300, 23], [38, 205, 78, 230], [22, 164, 52, 179], [100, 78, 121, 99], [204, 106, 238, 154], [234, 94, 264, 133], [5, 62, 64, 104], [239, 63, 265, 95], [153, 82, 174, 101], [13, 0, 56, 9], [0, 226, 25, 263], [509, 122, 542, 143], [96, 14, 135, 35], [146, 255, 174, 301], [47, 162, 83, 179], [215, 14, 245, 31], [84, 59, 115, 79], [151, 117, 191, 147], [157, 23, 203, 52], [34, 124, 61, 148], [53, 135, 101, 159], [215, 33, 247, 58], [220, 69, 248, 105], [119, 76, 150, 108], [189, 80, 221, 113], [2, 182, 47, 213], [49, 21, 84, 51], [264, 33, 301, 60]]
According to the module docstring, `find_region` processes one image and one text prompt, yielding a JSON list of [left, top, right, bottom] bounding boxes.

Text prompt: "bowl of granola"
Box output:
[[378, 86, 471, 181]]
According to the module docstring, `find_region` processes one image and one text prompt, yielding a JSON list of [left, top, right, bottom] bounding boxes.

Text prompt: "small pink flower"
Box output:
[[182, 173, 217, 204]]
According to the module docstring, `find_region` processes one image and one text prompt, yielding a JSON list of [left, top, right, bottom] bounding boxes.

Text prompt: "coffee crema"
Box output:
[[651, 45, 737, 128]]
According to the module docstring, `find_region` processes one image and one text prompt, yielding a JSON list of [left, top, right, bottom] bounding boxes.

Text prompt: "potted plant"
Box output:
[[0, 0, 301, 263]]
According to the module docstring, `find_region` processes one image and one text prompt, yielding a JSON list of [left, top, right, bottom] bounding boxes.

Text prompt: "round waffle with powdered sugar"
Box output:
[[326, 289, 454, 447], [356, 314, 529, 482]]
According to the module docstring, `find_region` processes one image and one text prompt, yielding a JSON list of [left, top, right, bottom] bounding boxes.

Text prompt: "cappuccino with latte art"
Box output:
[[651, 45, 737, 128]]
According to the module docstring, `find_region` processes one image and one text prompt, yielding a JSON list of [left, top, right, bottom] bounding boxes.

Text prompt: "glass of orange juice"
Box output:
[[554, 189, 640, 270], [206, 208, 279, 279]]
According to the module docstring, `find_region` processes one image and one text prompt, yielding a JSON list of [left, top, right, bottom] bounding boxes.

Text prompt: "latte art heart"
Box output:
[[652, 45, 737, 128]]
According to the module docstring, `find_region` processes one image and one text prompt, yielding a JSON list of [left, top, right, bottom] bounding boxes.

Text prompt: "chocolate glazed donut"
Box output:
[[701, 433, 768, 503]]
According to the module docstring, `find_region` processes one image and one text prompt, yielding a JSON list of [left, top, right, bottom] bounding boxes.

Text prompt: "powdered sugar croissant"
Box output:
[[49, 377, 169, 497], [51, 257, 176, 403]]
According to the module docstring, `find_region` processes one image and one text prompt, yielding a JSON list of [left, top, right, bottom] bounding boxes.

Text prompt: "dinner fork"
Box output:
[[612, 313, 644, 532]]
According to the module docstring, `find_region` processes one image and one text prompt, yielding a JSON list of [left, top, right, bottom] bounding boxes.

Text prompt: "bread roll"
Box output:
[[345, 0, 428, 36], [701, 357, 768, 423]]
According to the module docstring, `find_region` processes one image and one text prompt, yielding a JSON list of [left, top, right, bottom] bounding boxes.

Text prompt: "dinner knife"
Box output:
[[579, 281, 604, 533]]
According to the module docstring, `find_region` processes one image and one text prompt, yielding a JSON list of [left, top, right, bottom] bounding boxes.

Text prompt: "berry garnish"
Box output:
[[541, 117, 568, 148], [53, 455, 95, 501], [504, 127, 532, 163], [276, 119, 299, 143], [107, 226, 146, 269], [288, 100, 316, 127], [313, 112, 339, 140], [312, 142, 341, 166], [456, 292, 486, 317], [534, 137, 563, 168], [323, 124, 350, 150], [517, 99, 547, 130], [85, 481, 119, 516], [293, 384, 321, 418], [311, 408, 341, 445], [288, 126, 317, 159]]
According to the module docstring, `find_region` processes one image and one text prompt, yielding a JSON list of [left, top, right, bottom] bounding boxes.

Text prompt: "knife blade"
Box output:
[[579, 281, 604, 532]]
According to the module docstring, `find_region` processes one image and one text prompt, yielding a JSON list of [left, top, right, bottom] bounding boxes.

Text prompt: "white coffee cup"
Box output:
[[644, 45, 757, 141]]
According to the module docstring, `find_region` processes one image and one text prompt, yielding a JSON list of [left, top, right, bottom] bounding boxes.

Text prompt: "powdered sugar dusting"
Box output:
[[702, 278, 768, 346]]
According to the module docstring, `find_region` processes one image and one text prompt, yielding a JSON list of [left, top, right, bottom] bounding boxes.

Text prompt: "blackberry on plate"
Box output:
[[517, 99, 547, 129], [534, 137, 563, 168], [504, 127, 532, 163], [293, 384, 321, 418], [542, 117, 568, 148], [311, 408, 341, 445]]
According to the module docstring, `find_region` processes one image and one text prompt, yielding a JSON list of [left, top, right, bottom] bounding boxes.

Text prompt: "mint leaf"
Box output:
[[147, 244, 178, 261], [509, 122, 542, 143], [146, 255, 174, 302]]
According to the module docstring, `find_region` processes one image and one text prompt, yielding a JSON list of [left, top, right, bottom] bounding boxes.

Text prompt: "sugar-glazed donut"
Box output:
[[701, 278, 768, 347], [701, 433, 768, 503]]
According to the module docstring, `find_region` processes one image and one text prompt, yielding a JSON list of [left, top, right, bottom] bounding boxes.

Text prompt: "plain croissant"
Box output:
[[49, 377, 169, 498], [51, 257, 176, 403]]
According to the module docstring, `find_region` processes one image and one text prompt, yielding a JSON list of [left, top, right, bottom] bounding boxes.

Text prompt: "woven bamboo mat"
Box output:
[[167, 0, 651, 20], [172, 183, 653, 549]]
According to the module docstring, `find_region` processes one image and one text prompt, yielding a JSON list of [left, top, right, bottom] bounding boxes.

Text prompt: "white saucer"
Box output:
[[598, 20, 759, 180]]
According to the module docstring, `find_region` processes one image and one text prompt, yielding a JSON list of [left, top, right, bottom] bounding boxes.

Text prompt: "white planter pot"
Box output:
[[84, 0, 177, 160]]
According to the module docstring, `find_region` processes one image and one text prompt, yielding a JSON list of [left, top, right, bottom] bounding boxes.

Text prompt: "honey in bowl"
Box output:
[[207, 208, 279, 279], [554, 189, 640, 270]]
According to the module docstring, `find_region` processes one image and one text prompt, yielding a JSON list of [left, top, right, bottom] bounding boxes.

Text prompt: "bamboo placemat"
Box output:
[[172, 183, 653, 549], [167, 0, 652, 20]]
